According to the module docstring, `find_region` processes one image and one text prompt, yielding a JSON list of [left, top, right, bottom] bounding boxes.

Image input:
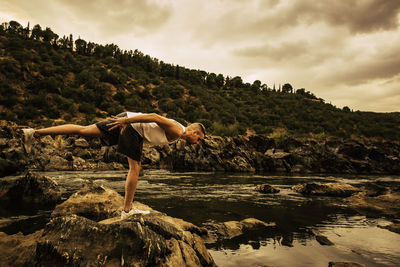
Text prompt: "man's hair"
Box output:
[[189, 122, 206, 136]]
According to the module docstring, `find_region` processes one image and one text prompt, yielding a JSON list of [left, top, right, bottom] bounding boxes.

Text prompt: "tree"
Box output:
[[31, 24, 42, 40], [8, 21, 23, 34], [282, 83, 293, 93]]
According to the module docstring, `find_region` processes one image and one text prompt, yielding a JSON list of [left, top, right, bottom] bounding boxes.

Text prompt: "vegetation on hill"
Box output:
[[0, 20, 399, 140]]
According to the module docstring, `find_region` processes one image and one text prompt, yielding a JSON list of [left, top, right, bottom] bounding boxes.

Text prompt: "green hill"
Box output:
[[1, 20, 399, 140]]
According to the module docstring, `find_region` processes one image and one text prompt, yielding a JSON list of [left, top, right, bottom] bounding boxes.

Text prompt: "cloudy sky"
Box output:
[[1, 0, 400, 112]]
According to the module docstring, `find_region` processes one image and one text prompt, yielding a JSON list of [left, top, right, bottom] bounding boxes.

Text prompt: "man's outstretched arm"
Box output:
[[107, 113, 183, 139]]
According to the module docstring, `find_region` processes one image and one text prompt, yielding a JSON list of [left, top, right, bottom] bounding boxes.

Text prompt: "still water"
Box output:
[[2, 169, 400, 266]]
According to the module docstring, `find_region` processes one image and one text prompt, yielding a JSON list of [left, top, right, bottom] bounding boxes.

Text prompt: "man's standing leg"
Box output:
[[124, 157, 141, 212]]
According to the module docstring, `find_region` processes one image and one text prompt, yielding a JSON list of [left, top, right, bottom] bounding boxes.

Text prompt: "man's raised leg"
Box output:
[[22, 124, 103, 153], [35, 124, 103, 138]]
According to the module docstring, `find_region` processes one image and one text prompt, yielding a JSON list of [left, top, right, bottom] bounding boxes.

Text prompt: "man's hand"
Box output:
[[106, 116, 129, 134]]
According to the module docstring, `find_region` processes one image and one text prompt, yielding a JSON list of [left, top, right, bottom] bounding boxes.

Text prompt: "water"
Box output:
[[2, 170, 400, 266]]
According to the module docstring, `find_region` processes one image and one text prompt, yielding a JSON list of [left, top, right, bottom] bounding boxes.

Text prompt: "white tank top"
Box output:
[[126, 112, 185, 145]]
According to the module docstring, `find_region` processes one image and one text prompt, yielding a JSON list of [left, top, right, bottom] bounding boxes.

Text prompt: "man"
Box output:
[[22, 112, 206, 219]]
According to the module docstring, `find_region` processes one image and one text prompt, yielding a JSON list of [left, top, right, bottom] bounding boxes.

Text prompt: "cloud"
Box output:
[[191, 0, 400, 46], [1, 0, 399, 112], [1, 0, 172, 37]]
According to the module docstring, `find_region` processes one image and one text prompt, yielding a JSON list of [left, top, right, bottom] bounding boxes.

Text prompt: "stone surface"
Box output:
[[311, 229, 334, 246], [346, 191, 400, 218], [0, 182, 216, 267], [379, 222, 400, 234], [203, 218, 275, 243], [292, 182, 360, 197], [328, 262, 366, 267], [256, 184, 280, 194], [52, 181, 126, 221], [0, 171, 62, 209], [0, 213, 216, 267]]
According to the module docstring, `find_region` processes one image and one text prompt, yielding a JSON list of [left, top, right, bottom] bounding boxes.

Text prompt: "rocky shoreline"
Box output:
[[1, 120, 399, 177]]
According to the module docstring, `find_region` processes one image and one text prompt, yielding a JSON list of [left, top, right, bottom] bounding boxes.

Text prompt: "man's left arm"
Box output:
[[107, 113, 183, 139]]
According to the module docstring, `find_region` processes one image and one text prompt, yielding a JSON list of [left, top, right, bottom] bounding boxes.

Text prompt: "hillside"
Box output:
[[1, 20, 399, 140]]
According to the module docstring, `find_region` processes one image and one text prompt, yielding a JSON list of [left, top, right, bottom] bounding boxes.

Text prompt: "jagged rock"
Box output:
[[74, 138, 89, 148], [0, 230, 43, 266], [202, 218, 275, 243], [328, 262, 366, 267], [1, 182, 216, 266], [1, 120, 400, 174], [256, 184, 280, 194], [0, 171, 61, 209], [1, 213, 216, 267], [292, 182, 360, 197]]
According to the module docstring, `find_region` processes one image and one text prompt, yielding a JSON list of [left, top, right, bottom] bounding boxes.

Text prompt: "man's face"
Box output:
[[187, 131, 204, 144]]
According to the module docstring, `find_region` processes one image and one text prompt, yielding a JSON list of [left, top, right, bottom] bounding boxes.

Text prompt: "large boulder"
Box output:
[[292, 182, 360, 197], [52, 181, 126, 221], [0, 171, 62, 209], [1, 181, 217, 266], [0, 212, 216, 267]]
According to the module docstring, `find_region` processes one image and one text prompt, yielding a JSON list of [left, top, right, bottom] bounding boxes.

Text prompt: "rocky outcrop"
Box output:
[[0, 213, 216, 267], [202, 218, 275, 243], [0, 171, 62, 209], [147, 136, 400, 174], [292, 182, 360, 197], [0, 181, 216, 266], [1, 120, 399, 176]]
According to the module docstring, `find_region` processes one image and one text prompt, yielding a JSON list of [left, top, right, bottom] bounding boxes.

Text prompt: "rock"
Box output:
[[1, 182, 216, 266], [74, 138, 89, 148], [0, 212, 216, 266], [328, 262, 366, 267], [203, 218, 275, 243], [0, 171, 61, 209], [346, 191, 400, 218], [52, 181, 127, 221], [379, 222, 400, 234], [256, 184, 280, 194], [292, 182, 360, 197], [0, 230, 44, 266], [311, 229, 334, 246], [0, 158, 21, 177]]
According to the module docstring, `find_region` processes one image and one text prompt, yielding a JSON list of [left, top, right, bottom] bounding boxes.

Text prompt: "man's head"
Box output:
[[183, 122, 206, 144]]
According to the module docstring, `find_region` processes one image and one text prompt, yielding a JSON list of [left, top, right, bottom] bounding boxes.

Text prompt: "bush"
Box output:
[[79, 102, 96, 114]]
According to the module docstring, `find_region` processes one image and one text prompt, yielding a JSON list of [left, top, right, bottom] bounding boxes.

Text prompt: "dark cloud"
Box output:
[[193, 0, 400, 44], [322, 43, 400, 86], [1, 0, 172, 37], [295, 0, 400, 34]]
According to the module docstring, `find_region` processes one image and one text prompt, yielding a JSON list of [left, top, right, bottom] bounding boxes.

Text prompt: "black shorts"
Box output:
[[95, 113, 143, 162]]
